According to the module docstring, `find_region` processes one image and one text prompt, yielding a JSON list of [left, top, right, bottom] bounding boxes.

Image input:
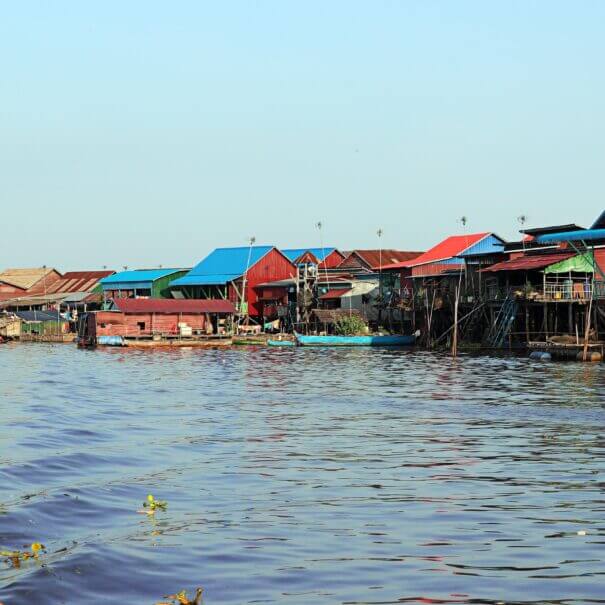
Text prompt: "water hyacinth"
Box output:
[[138, 494, 167, 515]]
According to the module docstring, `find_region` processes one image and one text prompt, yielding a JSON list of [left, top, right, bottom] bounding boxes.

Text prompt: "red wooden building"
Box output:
[[169, 246, 297, 320], [80, 298, 236, 343]]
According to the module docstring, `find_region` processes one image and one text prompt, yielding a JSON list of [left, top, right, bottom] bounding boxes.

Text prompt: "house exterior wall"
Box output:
[[92, 310, 208, 338]]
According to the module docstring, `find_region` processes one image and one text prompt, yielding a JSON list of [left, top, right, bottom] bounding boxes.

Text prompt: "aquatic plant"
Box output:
[[139, 494, 168, 515], [156, 587, 203, 605], [1, 543, 46, 568]]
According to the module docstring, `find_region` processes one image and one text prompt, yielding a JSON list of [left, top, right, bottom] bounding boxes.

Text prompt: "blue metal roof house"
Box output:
[[100, 268, 189, 300], [170, 246, 297, 319]]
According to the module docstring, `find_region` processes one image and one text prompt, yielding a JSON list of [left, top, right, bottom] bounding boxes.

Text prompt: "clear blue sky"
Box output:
[[1, 1, 603, 270]]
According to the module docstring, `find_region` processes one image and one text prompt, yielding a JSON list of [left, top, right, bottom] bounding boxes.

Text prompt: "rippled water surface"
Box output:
[[1, 344, 604, 604]]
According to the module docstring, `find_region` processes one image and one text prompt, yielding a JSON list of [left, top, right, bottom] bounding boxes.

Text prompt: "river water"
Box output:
[[0, 343, 604, 604]]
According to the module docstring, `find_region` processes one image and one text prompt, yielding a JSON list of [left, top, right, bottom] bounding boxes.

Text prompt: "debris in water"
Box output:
[[157, 588, 203, 605], [1, 543, 46, 567]]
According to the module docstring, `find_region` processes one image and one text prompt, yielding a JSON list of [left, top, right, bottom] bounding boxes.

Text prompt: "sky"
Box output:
[[1, 1, 604, 270]]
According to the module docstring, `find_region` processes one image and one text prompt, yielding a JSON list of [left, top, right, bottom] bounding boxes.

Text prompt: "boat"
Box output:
[[294, 332, 416, 347], [267, 339, 296, 347]]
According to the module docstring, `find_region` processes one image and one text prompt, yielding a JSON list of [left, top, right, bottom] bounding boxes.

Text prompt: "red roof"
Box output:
[[382, 233, 490, 270], [113, 298, 236, 313], [319, 288, 352, 299], [27, 270, 115, 295], [482, 252, 575, 272]]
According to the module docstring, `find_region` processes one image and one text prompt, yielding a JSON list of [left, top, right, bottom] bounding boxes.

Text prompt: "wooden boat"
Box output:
[[267, 339, 296, 347], [294, 332, 416, 347]]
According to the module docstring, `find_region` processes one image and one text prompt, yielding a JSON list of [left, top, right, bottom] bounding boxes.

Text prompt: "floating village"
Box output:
[[1, 210, 605, 361]]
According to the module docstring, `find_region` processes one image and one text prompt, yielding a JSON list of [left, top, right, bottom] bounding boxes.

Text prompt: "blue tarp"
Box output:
[[171, 246, 274, 287], [536, 229, 605, 244]]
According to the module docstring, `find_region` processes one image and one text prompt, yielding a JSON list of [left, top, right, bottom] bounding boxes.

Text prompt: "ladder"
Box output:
[[486, 296, 517, 347]]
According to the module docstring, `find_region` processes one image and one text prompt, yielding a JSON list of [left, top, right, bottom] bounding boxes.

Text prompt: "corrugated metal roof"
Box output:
[[15, 310, 65, 322], [100, 269, 185, 285], [458, 234, 506, 257], [346, 250, 423, 270], [383, 233, 490, 270], [113, 298, 235, 313], [482, 252, 575, 272], [171, 246, 275, 287], [0, 268, 58, 290], [28, 270, 114, 295], [170, 273, 239, 286], [281, 248, 336, 262], [319, 288, 352, 299]]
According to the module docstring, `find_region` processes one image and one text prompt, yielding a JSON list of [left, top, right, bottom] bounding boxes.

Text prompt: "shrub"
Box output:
[[334, 315, 367, 336]]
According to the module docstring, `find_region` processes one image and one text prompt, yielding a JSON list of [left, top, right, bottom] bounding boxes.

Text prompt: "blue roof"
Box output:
[[281, 247, 337, 262], [100, 269, 184, 285], [537, 229, 605, 244], [170, 246, 274, 287], [458, 234, 506, 257], [170, 273, 240, 287]]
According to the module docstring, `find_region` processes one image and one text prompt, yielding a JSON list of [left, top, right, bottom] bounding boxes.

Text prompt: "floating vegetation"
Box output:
[[155, 587, 203, 605], [1, 543, 46, 568], [138, 494, 167, 515]]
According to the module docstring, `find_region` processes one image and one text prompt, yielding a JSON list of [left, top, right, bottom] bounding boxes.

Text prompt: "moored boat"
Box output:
[[294, 332, 416, 347], [267, 339, 296, 347]]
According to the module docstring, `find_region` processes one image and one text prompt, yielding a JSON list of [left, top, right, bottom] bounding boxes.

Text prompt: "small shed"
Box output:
[[100, 268, 188, 301], [15, 310, 70, 335]]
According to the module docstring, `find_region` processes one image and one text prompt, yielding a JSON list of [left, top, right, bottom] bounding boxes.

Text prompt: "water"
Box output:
[[0, 343, 604, 605]]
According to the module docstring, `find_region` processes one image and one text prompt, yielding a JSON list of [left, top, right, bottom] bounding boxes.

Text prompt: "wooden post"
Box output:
[[452, 285, 459, 357]]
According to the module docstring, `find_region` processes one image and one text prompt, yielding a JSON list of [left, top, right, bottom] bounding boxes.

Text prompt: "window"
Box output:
[[137, 322, 146, 331]]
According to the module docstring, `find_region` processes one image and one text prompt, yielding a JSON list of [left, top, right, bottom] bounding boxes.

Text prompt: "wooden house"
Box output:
[[0, 268, 61, 302], [169, 246, 297, 322], [100, 268, 188, 301]]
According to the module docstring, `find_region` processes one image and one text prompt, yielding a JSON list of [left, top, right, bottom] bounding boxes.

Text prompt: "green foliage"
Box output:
[[334, 315, 367, 336]]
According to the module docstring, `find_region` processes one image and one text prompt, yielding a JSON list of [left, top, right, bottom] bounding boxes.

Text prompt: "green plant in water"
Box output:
[[156, 587, 203, 605], [1, 542, 45, 568], [334, 315, 367, 336], [142, 494, 167, 514]]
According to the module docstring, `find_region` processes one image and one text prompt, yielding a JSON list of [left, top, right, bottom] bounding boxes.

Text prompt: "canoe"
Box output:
[[294, 333, 416, 347], [267, 339, 296, 347]]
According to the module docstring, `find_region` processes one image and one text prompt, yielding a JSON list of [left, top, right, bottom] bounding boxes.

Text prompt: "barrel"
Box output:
[[576, 351, 602, 362]]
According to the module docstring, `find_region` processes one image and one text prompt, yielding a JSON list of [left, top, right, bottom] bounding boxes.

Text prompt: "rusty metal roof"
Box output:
[[342, 250, 423, 270], [113, 298, 236, 314], [27, 270, 115, 295], [0, 267, 58, 290], [482, 252, 575, 272]]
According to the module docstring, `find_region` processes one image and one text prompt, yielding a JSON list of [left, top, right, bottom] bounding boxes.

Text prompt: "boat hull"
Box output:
[[294, 333, 415, 347]]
